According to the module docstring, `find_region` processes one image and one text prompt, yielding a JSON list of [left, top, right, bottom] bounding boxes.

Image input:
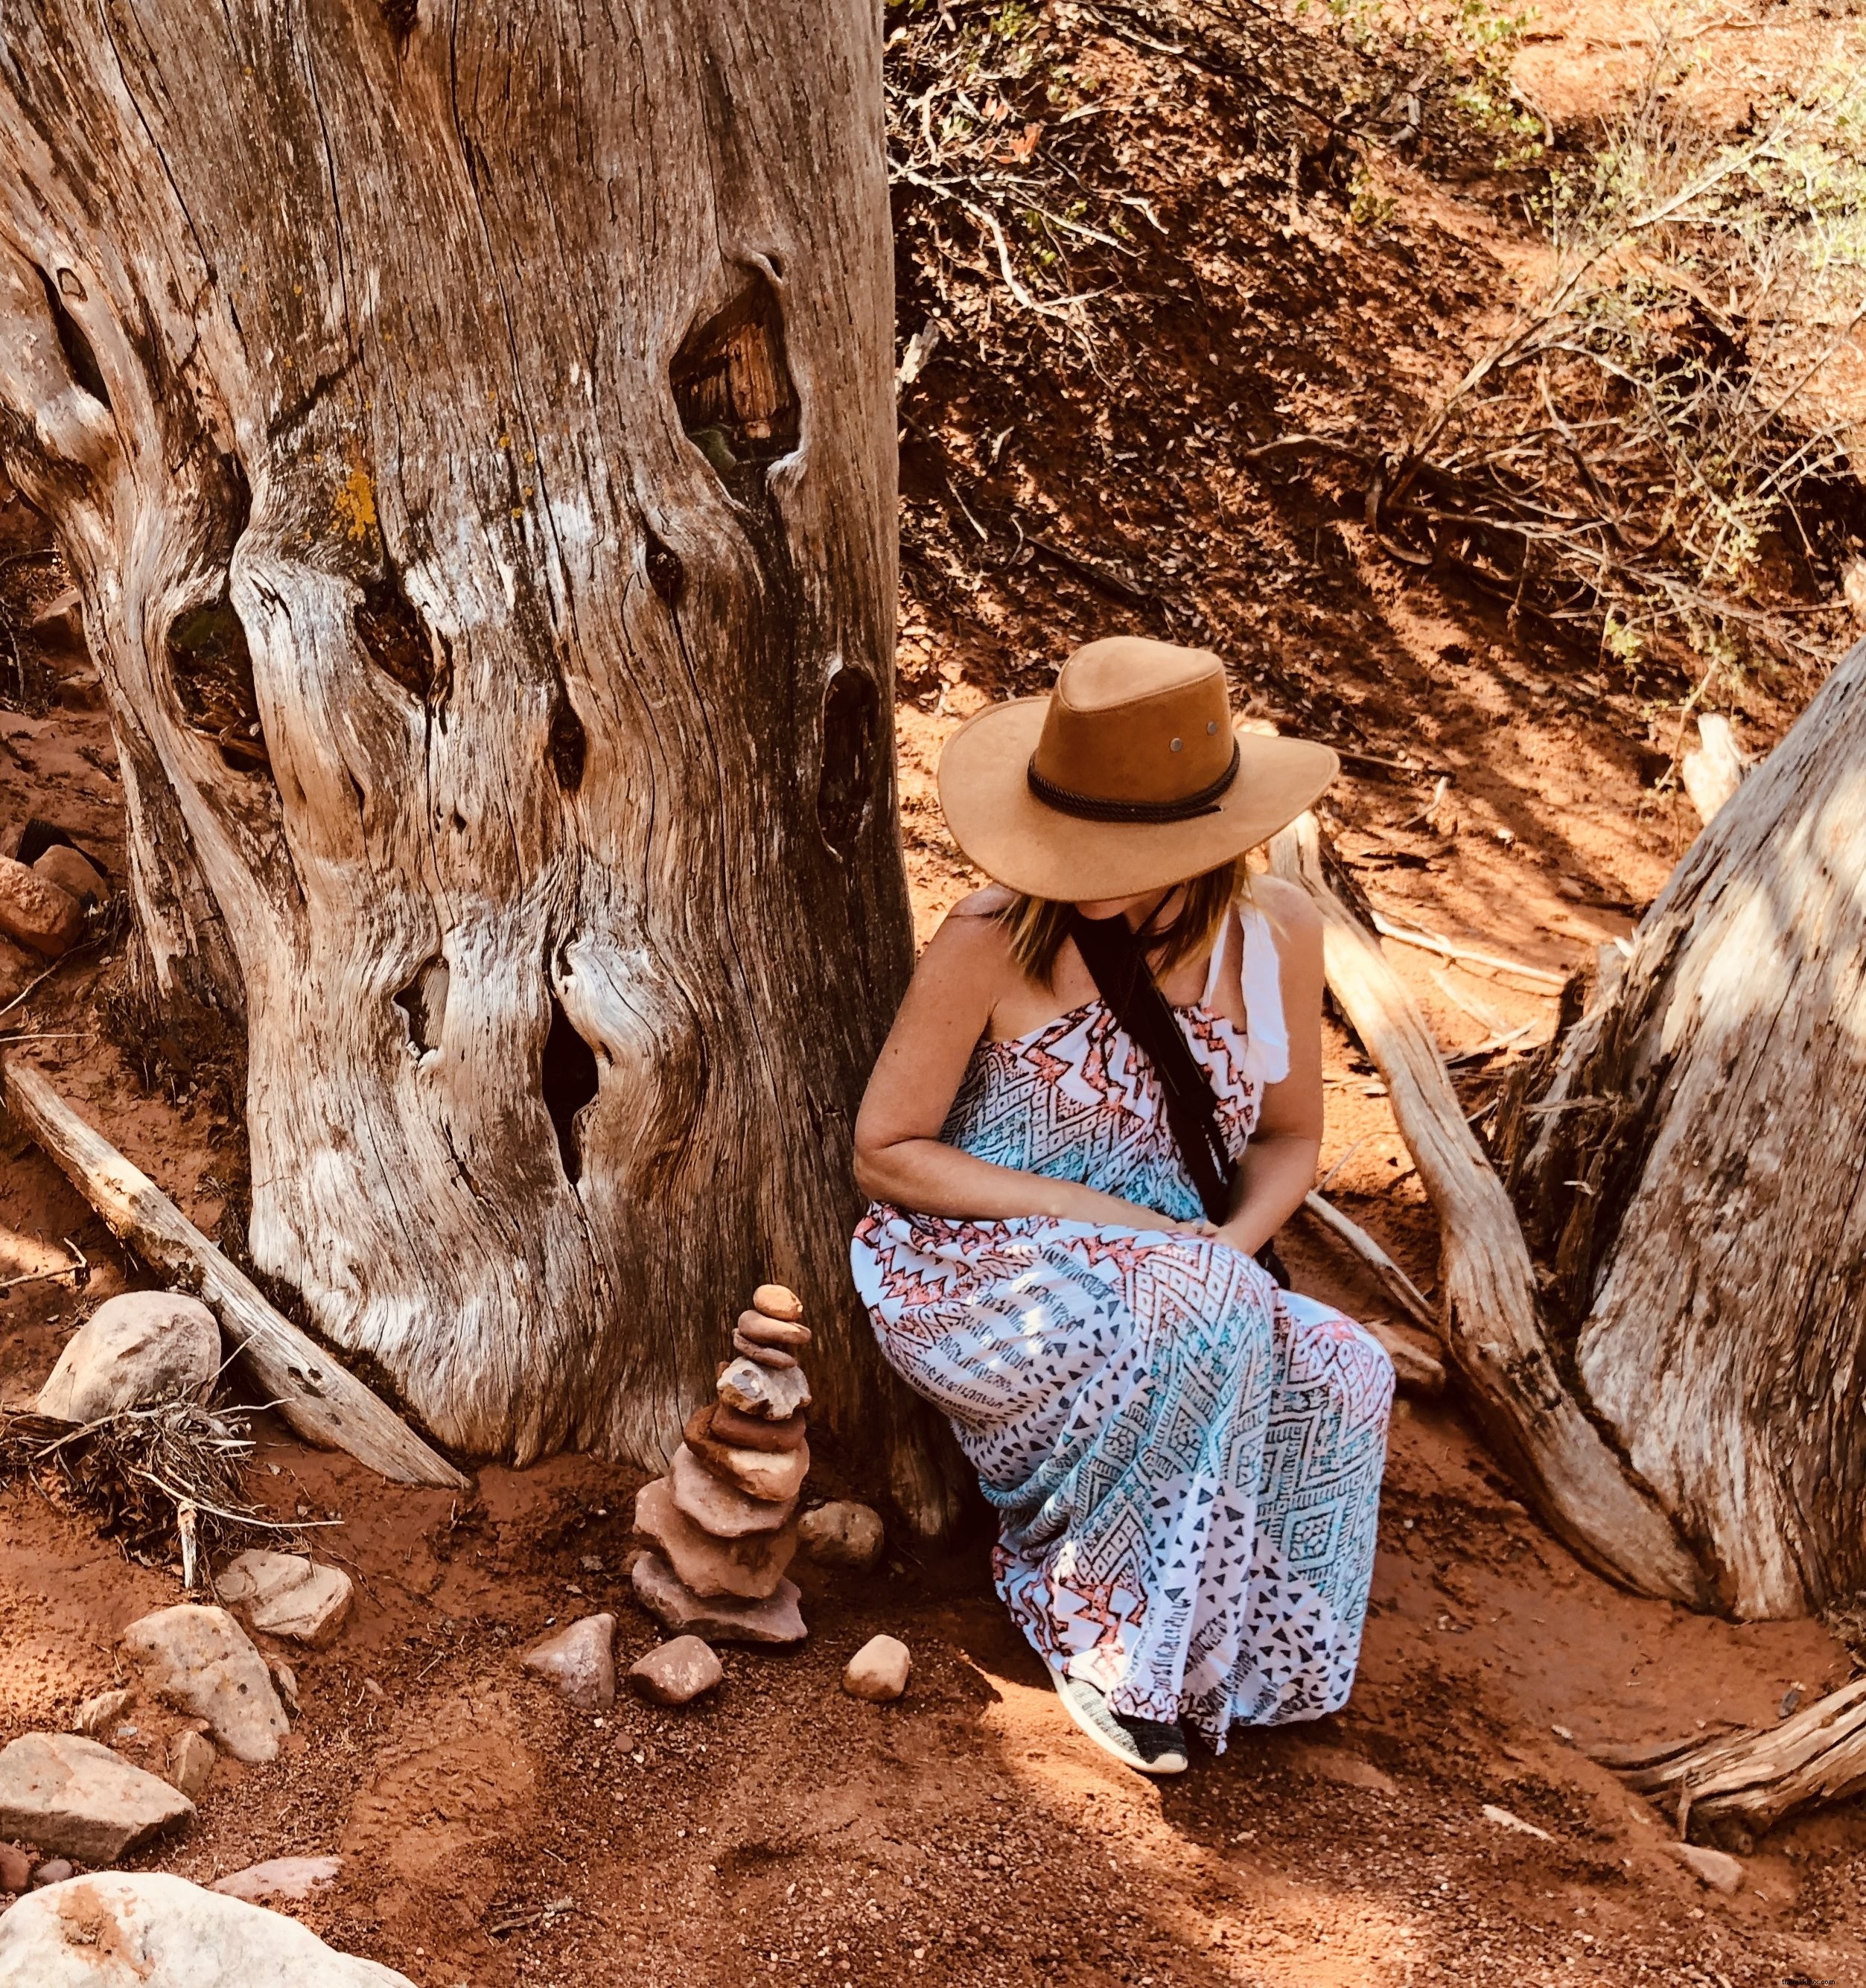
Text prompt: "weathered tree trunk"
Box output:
[[0, 3, 961, 1527], [1501, 637, 1866, 1617]]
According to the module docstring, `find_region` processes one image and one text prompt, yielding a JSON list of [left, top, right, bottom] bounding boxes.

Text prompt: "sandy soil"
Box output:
[[4, 2, 1865, 1984]]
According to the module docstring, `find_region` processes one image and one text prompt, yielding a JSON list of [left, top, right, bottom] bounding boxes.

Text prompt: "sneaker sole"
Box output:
[[1049, 1666, 1188, 1776]]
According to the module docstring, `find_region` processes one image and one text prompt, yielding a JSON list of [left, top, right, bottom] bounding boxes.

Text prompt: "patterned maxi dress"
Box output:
[[851, 908, 1394, 1747]]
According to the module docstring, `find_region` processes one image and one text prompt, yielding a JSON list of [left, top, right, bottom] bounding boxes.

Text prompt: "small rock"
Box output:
[[702, 1400, 808, 1454], [842, 1635, 911, 1702], [31, 844, 105, 905], [216, 1550, 353, 1648], [0, 1871, 416, 1985], [730, 1331, 800, 1369], [634, 1477, 797, 1600], [579, 1555, 603, 1573], [628, 1636, 725, 1707], [29, 585, 83, 649], [736, 1307, 810, 1351], [1666, 1841, 1744, 1894], [29, 1858, 74, 1888], [716, 1355, 811, 1423], [210, 1854, 342, 1905], [0, 1844, 30, 1894], [521, 1613, 616, 1711], [0, 1733, 193, 1862], [268, 1660, 300, 1714], [683, 1422, 810, 1504], [36, 1291, 220, 1423], [166, 1730, 214, 1802], [0, 854, 83, 958], [751, 1282, 805, 1323], [669, 1444, 795, 1537], [1480, 1803, 1553, 1842], [121, 1605, 288, 1764], [797, 1500, 885, 1573], [631, 1552, 806, 1646], [73, 1689, 131, 1738]]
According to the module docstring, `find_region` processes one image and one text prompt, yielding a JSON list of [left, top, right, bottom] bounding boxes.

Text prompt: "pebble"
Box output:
[[520, 1613, 617, 1712], [1666, 1841, 1744, 1893], [703, 1400, 807, 1454], [797, 1500, 885, 1573], [0, 1844, 30, 1893], [74, 1688, 132, 1738], [628, 1636, 725, 1707], [670, 1444, 795, 1538], [0, 1733, 193, 1861], [36, 1291, 220, 1424], [751, 1282, 805, 1323], [631, 1553, 806, 1646], [268, 1660, 300, 1715], [30, 1858, 74, 1887], [634, 1477, 797, 1600], [716, 1355, 811, 1423], [167, 1730, 215, 1802], [216, 1550, 354, 1648], [736, 1308, 811, 1351], [31, 844, 106, 905], [842, 1635, 912, 1702], [210, 1854, 342, 1904], [121, 1605, 289, 1764], [730, 1331, 800, 1369], [0, 853, 83, 957]]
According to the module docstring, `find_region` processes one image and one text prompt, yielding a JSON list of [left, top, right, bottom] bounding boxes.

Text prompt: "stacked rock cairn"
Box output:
[[630, 1282, 812, 1645]]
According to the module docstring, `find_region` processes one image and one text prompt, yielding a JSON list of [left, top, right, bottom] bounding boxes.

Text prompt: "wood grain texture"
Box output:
[[1269, 814, 1705, 1602], [1, 1055, 468, 1491], [1513, 638, 1866, 1616], [0, 4, 963, 1527]]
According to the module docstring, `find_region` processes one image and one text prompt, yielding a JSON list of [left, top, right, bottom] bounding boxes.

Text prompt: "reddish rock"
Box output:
[[631, 1553, 806, 1645], [716, 1355, 810, 1422], [669, 1444, 795, 1538], [166, 1730, 214, 1802], [32, 844, 105, 904], [633, 1477, 797, 1600], [520, 1613, 616, 1711], [627, 1636, 724, 1707], [797, 1500, 885, 1573], [730, 1331, 800, 1370], [751, 1282, 805, 1322], [210, 1854, 342, 1904], [0, 854, 83, 957], [736, 1308, 811, 1351], [681, 1416, 809, 1504], [0, 1842, 31, 1893], [700, 1401, 807, 1454]]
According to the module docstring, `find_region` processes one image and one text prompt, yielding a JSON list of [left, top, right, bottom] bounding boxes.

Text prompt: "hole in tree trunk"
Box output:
[[168, 597, 270, 774], [818, 664, 879, 855], [36, 267, 109, 409], [356, 573, 449, 704], [672, 270, 800, 474], [392, 956, 450, 1055], [645, 532, 685, 608], [541, 993, 599, 1184], [549, 696, 587, 792]]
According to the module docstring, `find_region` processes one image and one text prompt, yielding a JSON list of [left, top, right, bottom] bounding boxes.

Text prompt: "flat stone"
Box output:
[[0, 1733, 193, 1863], [216, 1551, 353, 1648], [631, 1553, 806, 1646], [634, 1476, 797, 1600], [669, 1444, 795, 1537], [843, 1635, 911, 1702], [0, 1871, 415, 1986], [0, 854, 83, 958], [1666, 1841, 1743, 1894], [751, 1282, 805, 1323], [31, 846, 105, 905], [121, 1606, 287, 1764], [700, 1400, 807, 1454], [716, 1355, 810, 1422], [520, 1613, 616, 1711], [74, 1689, 131, 1738], [166, 1730, 214, 1802], [627, 1636, 725, 1707], [0, 1845, 29, 1894], [684, 1421, 810, 1504], [730, 1331, 800, 1369], [209, 1855, 342, 1905], [36, 1292, 220, 1423], [736, 1308, 811, 1351], [797, 1500, 885, 1573]]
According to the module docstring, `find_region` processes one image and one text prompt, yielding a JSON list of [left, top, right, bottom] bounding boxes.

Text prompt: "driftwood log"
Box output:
[[1267, 814, 1704, 1603], [2, 1057, 468, 1493]]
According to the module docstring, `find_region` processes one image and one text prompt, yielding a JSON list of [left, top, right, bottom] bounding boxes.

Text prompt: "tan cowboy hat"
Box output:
[[937, 636, 1338, 901]]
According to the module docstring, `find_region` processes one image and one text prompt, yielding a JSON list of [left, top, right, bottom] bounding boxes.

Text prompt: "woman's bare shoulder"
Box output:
[[1247, 873, 1322, 947], [915, 887, 1019, 986], [944, 883, 1016, 921]]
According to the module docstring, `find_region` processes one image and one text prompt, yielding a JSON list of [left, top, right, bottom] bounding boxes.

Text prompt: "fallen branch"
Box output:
[[1595, 1677, 1866, 1839], [1269, 814, 1704, 1603], [1, 1056, 469, 1493], [1369, 912, 1569, 991], [1301, 1188, 1437, 1335]]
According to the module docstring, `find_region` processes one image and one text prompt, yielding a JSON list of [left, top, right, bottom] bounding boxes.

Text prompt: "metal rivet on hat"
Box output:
[[1170, 737, 1183, 752], [1208, 720, 1219, 734]]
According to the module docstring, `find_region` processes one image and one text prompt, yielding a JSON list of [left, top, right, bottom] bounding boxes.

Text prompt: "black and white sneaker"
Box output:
[[1050, 1666, 1189, 1776]]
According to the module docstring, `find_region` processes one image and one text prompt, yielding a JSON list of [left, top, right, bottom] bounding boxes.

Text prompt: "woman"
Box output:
[[851, 636, 1394, 1776]]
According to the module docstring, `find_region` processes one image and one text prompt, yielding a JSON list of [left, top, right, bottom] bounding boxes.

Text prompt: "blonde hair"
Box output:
[[999, 858, 1244, 987]]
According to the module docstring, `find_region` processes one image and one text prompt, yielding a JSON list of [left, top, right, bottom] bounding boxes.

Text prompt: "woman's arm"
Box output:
[[853, 904, 1200, 1232], [1216, 879, 1325, 1258]]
